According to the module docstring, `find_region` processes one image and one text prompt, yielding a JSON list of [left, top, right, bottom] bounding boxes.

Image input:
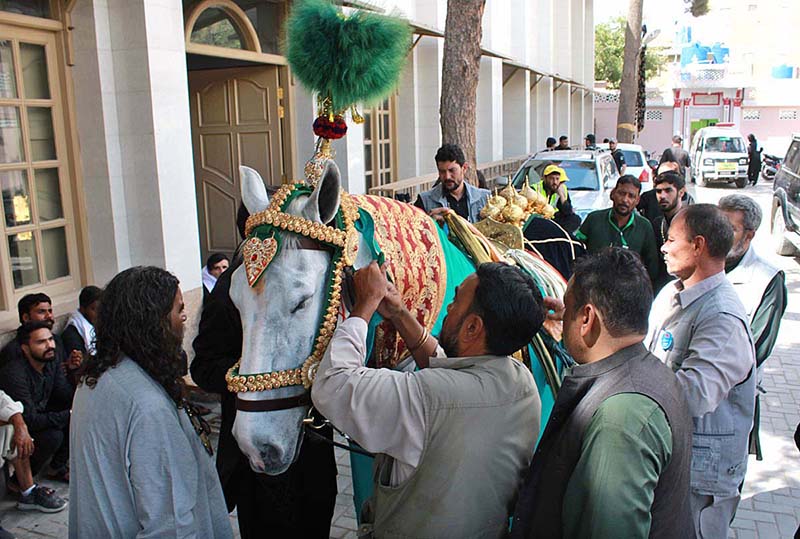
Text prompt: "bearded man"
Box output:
[[313, 262, 544, 538], [575, 175, 659, 283], [651, 171, 687, 291], [70, 267, 232, 538], [415, 144, 490, 223], [719, 194, 788, 460], [0, 321, 73, 483]]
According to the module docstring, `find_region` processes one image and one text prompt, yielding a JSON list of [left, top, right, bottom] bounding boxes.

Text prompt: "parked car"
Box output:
[[597, 142, 652, 192], [771, 134, 800, 256], [689, 124, 749, 188], [510, 150, 621, 222]]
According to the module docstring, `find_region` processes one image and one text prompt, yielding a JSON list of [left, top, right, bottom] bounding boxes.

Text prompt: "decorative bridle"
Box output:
[[226, 182, 360, 410]]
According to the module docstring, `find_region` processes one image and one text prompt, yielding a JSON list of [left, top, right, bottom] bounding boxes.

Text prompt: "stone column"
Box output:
[[71, 0, 200, 289], [503, 69, 531, 158], [476, 57, 504, 164]]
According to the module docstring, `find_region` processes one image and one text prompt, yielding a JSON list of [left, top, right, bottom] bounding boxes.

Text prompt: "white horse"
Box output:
[[230, 160, 566, 478], [230, 162, 373, 474]]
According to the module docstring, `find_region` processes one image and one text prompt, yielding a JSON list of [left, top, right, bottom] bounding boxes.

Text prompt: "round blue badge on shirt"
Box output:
[[660, 331, 674, 352]]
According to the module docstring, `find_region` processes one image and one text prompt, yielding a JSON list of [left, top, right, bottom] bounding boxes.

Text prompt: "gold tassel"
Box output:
[[351, 105, 364, 124]]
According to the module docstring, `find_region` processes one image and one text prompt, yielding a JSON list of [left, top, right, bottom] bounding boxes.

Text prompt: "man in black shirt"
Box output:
[[414, 144, 490, 223], [659, 135, 691, 182], [649, 171, 687, 292], [0, 322, 72, 481], [0, 294, 71, 371], [609, 138, 627, 174], [61, 286, 102, 386]]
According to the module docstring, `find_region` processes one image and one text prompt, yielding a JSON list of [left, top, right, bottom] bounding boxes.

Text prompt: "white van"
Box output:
[[689, 125, 749, 188]]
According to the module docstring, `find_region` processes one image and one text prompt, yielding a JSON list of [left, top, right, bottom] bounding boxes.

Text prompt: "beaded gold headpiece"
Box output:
[[228, 181, 360, 391]]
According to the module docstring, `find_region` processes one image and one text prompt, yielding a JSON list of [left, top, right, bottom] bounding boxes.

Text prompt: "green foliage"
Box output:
[[284, 0, 412, 111], [594, 16, 669, 89], [687, 0, 710, 16]]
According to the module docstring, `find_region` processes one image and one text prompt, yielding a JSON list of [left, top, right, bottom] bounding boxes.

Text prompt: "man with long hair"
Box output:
[[69, 266, 232, 538]]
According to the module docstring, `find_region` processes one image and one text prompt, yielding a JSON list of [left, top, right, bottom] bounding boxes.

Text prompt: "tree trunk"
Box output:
[[440, 0, 486, 185], [616, 0, 643, 143]]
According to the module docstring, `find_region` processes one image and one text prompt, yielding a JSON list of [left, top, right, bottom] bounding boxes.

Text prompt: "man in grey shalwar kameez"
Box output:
[[69, 267, 232, 538]]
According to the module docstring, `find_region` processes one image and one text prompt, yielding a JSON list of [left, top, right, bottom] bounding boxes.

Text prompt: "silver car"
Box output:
[[510, 150, 621, 222]]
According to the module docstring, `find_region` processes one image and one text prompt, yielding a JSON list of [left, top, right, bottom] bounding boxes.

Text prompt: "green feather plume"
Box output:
[[285, 0, 411, 112]]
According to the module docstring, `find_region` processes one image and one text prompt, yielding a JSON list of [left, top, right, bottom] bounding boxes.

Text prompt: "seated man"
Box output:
[[0, 389, 66, 516], [0, 322, 72, 483], [512, 248, 693, 538], [414, 144, 490, 223], [532, 165, 580, 232], [575, 175, 660, 283], [61, 286, 102, 389], [313, 262, 544, 538], [0, 294, 70, 370]]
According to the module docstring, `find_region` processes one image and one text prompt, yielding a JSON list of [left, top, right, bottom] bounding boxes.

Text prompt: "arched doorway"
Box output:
[[184, 0, 291, 261]]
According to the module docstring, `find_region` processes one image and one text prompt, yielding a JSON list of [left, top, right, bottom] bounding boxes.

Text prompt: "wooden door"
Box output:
[[189, 66, 284, 260]]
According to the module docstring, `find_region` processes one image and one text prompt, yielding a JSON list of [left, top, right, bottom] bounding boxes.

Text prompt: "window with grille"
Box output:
[[363, 97, 396, 190], [742, 109, 760, 120], [0, 30, 79, 310], [645, 110, 663, 121], [779, 110, 798, 120]]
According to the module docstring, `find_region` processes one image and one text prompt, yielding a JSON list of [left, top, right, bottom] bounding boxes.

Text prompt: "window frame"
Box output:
[[0, 15, 81, 317], [184, 0, 287, 66], [363, 96, 398, 191]]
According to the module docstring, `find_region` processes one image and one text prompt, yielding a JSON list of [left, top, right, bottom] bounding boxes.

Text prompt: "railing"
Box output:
[[368, 155, 529, 199]]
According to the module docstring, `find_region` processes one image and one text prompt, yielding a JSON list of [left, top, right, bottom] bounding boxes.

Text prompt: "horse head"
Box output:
[[230, 162, 345, 474]]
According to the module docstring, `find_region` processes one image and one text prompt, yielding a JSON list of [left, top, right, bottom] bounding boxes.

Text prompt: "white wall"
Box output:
[[71, 0, 200, 289]]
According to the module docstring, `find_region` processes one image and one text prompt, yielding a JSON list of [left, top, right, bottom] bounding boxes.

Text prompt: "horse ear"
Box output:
[[303, 160, 341, 224], [240, 166, 270, 215]]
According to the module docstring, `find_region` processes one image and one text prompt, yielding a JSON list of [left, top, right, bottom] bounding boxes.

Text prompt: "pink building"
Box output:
[[594, 83, 800, 159]]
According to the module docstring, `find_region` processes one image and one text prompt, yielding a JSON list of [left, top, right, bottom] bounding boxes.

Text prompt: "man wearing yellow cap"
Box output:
[[533, 165, 580, 232]]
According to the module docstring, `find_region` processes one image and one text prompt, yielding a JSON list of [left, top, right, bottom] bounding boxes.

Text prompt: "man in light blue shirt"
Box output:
[[647, 204, 756, 538]]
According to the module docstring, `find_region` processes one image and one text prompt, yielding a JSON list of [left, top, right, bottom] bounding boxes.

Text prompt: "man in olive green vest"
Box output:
[[512, 248, 693, 539], [312, 262, 544, 538]]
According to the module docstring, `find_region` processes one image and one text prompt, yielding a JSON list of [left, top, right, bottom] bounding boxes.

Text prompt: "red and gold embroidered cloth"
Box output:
[[353, 195, 447, 368]]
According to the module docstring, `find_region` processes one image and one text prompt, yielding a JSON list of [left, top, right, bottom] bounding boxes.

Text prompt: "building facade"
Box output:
[[0, 0, 594, 343], [594, 0, 800, 159]]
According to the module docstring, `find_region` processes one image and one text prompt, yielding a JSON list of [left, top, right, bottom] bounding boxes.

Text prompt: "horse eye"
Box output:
[[291, 296, 310, 314]]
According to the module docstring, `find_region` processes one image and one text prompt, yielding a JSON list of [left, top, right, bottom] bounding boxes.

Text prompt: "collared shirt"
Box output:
[[646, 272, 753, 416], [576, 208, 660, 282], [311, 317, 434, 485]]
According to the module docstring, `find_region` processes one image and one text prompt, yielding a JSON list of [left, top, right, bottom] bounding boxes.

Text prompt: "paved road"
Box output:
[[1, 179, 798, 539]]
